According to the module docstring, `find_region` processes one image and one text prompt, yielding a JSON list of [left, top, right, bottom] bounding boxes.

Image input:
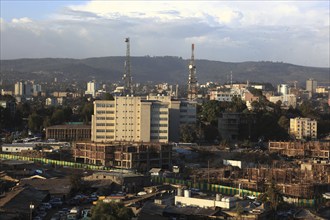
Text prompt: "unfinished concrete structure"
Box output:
[[73, 142, 172, 172], [269, 141, 330, 159]]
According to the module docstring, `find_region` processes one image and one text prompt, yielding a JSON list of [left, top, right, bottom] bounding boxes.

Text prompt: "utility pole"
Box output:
[[208, 160, 210, 184]]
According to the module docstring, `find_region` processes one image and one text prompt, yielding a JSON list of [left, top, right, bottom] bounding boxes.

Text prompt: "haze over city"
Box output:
[[1, 0, 329, 67]]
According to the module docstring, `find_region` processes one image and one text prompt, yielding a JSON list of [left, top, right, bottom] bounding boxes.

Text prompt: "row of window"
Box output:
[[151, 124, 168, 127], [96, 129, 114, 133], [96, 103, 115, 108], [96, 111, 115, 114], [96, 117, 115, 120], [96, 123, 115, 126], [96, 136, 114, 139], [151, 130, 168, 133]]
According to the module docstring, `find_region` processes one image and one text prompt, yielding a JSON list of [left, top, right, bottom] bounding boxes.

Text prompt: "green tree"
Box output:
[[103, 93, 114, 100], [91, 201, 134, 220], [277, 115, 289, 131], [258, 182, 283, 213], [180, 124, 197, 143], [51, 109, 66, 125], [28, 112, 43, 133], [81, 102, 94, 124], [235, 202, 244, 220]]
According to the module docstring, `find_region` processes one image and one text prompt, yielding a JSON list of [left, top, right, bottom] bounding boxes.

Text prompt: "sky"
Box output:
[[0, 1, 329, 67]]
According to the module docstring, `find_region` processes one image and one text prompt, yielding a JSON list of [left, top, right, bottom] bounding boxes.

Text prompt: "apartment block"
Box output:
[[290, 117, 317, 140], [91, 96, 196, 143]]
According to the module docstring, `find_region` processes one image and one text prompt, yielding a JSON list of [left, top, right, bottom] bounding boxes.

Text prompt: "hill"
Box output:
[[0, 57, 329, 86]]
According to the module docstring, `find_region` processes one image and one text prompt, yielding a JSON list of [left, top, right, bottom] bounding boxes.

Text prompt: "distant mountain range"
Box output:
[[1, 56, 329, 86]]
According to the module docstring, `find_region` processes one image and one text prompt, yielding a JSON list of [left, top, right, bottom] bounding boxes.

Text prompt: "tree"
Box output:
[[91, 201, 134, 220], [103, 93, 114, 100], [235, 202, 244, 220], [51, 109, 66, 125], [277, 115, 289, 131], [28, 112, 43, 133], [180, 124, 197, 143], [81, 102, 94, 124], [258, 182, 283, 213]]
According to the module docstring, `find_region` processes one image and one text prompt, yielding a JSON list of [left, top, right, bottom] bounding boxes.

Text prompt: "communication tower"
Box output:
[[187, 44, 198, 100], [122, 37, 133, 95]]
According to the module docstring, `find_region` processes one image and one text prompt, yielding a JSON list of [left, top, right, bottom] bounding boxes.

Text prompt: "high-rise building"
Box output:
[[85, 81, 99, 98], [277, 84, 289, 95], [306, 78, 317, 94], [290, 117, 317, 140], [14, 81, 32, 97], [91, 96, 196, 143]]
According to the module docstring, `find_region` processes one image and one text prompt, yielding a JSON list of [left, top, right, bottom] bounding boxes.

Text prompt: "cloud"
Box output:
[[0, 1, 329, 67]]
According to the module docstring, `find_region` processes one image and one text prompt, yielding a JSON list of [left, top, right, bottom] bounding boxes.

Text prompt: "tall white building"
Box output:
[[290, 117, 317, 140], [91, 96, 196, 143], [277, 84, 289, 95], [85, 81, 99, 98]]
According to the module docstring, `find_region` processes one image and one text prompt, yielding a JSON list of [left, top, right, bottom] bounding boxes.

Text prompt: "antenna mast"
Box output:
[[187, 43, 197, 100], [123, 37, 132, 95]]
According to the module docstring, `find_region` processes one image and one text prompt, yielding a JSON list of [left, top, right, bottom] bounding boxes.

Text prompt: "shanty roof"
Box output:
[[20, 177, 72, 195]]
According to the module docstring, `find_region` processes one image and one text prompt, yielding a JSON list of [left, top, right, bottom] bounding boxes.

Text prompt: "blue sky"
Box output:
[[0, 1, 87, 20], [0, 1, 329, 67]]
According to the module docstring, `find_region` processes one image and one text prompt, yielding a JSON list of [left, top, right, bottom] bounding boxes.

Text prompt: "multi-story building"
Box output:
[[277, 84, 289, 95], [306, 78, 317, 94], [85, 80, 99, 98], [289, 117, 317, 140], [14, 81, 32, 97], [73, 142, 172, 171], [209, 90, 241, 102], [218, 113, 256, 141], [45, 124, 91, 141], [269, 94, 297, 108], [91, 96, 196, 143]]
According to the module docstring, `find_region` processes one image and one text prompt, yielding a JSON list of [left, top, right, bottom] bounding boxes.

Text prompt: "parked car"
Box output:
[[40, 202, 52, 210]]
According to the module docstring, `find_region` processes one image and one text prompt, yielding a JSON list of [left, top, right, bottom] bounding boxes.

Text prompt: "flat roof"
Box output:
[[46, 124, 91, 129]]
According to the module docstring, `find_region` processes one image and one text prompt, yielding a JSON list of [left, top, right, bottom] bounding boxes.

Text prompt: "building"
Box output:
[[209, 90, 240, 102], [84, 171, 149, 193], [0, 100, 16, 117], [290, 117, 317, 140], [306, 78, 317, 94], [73, 142, 172, 171], [45, 124, 91, 141], [14, 81, 32, 97], [91, 96, 196, 143], [85, 80, 99, 98], [175, 189, 236, 209], [269, 94, 297, 108], [218, 113, 256, 141], [1, 143, 35, 153], [269, 141, 329, 160], [277, 84, 289, 95]]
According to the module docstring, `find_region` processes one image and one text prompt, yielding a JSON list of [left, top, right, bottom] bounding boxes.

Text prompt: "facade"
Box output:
[[209, 90, 239, 102], [91, 96, 196, 143], [85, 81, 99, 98], [269, 94, 297, 108], [277, 84, 289, 95], [306, 78, 317, 94], [290, 117, 317, 140], [14, 81, 32, 97], [218, 113, 256, 141], [45, 124, 91, 141], [269, 141, 329, 159], [1, 143, 35, 153], [73, 142, 172, 171]]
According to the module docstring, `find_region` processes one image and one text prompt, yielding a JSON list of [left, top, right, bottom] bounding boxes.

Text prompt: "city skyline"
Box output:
[[0, 1, 329, 68]]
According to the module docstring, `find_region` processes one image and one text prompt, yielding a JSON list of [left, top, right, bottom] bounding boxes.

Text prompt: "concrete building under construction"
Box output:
[[73, 141, 172, 172], [268, 141, 330, 159]]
